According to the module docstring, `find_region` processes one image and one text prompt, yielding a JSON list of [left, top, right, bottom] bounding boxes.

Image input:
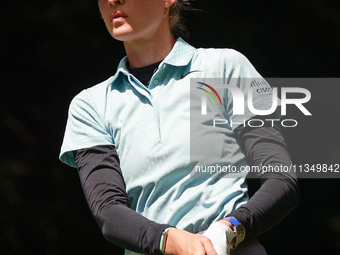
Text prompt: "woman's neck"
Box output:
[[123, 31, 176, 68]]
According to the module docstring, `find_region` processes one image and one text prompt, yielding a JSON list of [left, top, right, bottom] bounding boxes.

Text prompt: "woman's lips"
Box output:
[[112, 16, 126, 23], [111, 11, 127, 23]]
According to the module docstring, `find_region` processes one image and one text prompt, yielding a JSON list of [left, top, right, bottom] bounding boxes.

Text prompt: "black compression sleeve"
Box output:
[[227, 118, 300, 240], [73, 145, 173, 255]]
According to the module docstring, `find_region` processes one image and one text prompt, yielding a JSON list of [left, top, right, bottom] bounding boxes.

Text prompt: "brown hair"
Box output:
[[169, 0, 192, 39]]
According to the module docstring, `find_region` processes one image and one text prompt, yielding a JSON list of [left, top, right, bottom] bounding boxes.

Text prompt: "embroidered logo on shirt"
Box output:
[[180, 70, 202, 79]]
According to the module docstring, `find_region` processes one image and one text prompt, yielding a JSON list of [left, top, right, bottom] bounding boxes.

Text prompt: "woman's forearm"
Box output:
[[227, 118, 300, 240], [74, 145, 172, 255]]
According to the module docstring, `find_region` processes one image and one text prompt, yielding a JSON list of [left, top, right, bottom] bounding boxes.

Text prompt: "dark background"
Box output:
[[1, 0, 340, 254]]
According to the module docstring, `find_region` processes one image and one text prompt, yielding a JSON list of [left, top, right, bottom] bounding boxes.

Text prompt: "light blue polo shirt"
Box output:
[[60, 38, 277, 240]]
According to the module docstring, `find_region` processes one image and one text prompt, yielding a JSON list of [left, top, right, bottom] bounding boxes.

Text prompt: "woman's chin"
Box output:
[[111, 31, 135, 42]]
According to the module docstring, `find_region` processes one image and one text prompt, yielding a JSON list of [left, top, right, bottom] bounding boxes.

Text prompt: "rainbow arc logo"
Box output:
[[196, 82, 222, 106]]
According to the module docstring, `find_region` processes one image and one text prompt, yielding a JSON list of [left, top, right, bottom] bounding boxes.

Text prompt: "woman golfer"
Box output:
[[60, 0, 299, 254]]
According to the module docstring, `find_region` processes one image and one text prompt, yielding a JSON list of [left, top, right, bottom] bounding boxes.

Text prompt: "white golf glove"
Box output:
[[202, 222, 235, 255]]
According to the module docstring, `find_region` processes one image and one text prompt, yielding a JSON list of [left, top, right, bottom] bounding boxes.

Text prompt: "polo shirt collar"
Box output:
[[109, 38, 196, 84], [163, 37, 196, 67]]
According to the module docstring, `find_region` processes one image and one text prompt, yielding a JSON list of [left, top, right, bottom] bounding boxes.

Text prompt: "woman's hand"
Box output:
[[164, 228, 218, 255], [202, 221, 235, 255]]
